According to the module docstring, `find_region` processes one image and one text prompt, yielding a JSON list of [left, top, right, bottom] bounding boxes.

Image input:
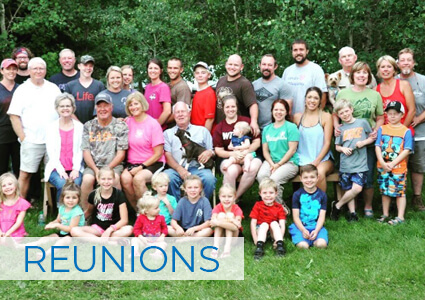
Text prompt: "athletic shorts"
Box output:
[[289, 223, 328, 247], [377, 168, 407, 197], [409, 141, 425, 173], [339, 172, 367, 190]]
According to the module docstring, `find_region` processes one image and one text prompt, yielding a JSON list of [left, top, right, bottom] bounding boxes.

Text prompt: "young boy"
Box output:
[[289, 164, 328, 249], [191, 61, 217, 132], [250, 178, 286, 260], [375, 101, 413, 225], [332, 99, 375, 221], [152, 172, 177, 231]]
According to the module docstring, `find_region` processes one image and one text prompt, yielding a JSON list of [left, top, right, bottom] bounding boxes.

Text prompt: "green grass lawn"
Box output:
[[1, 179, 424, 300]]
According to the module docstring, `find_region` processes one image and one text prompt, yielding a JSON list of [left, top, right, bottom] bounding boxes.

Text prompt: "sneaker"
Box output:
[[254, 242, 264, 260], [276, 241, 285, 257], [413, 195, 425, 211], [347, 212, 359, 222], [330, 201, 341, 221]]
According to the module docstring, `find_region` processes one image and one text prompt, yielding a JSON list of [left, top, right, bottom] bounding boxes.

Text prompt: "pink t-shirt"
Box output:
[[59, 128, 74, 171], [0, 197, 31, 239], [144, 82, 171, 120], [125, 115, 166, 164], [212, 203, 244, 231]]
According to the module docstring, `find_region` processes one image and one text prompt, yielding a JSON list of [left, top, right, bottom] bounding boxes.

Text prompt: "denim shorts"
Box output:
[[339, 172, 367, 190]]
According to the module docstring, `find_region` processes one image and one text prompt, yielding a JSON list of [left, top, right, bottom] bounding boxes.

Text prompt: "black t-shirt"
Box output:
[[64, 79, 105, 124], [0, 82, 19, 143], [88, 187, 126, 230], [15, 74, 29, 84], [49, 71, 80, 92]]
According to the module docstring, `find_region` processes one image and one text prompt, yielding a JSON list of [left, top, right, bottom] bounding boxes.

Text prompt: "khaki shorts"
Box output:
[[409, 141, 425, 173], [20, 141, 46, 173], [83, 165, 124, 177]]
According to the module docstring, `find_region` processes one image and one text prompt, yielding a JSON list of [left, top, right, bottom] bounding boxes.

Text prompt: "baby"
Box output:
[[222, 121, 256, 172]]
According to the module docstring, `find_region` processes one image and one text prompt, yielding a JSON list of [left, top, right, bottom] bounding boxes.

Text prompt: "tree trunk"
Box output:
[[0, 3, 6, 38]]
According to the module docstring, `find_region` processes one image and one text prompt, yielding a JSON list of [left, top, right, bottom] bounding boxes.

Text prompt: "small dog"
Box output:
[[325, 72, 342, 108], [175, 128, 214, 170]]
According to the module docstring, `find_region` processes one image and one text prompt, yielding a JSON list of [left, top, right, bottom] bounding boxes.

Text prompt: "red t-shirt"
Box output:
[[133, 214, 168, 237], [212, 203, 244, 231], [249, 201, 286, 224], [191, 86, 216, 130]]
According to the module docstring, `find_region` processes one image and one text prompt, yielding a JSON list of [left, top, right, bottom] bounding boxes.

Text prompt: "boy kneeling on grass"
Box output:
[[289, 164, 328, 249], [250, 178, 286, 260], [375, 101, 413, 225]]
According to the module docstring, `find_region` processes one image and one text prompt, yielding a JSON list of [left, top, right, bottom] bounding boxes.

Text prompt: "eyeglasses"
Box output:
[[31, 67, 46, 72], [16, 56, 29, 60], [59, 105, 72, 108]]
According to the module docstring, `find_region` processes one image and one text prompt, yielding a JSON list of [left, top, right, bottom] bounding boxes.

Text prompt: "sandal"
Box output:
[[388, 217, 405, 226], [364, 209, 374, 218], [377, 215, 389, 223]]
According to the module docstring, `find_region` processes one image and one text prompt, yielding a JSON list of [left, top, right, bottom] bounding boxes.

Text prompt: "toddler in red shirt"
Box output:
[[250, 178, 286, 260]]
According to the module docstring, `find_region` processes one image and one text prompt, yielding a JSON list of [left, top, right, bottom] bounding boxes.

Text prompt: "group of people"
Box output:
[[0, 39, 424, 260]]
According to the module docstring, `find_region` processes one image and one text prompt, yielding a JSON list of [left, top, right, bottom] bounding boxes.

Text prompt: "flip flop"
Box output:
[[388, 217, 405, 226]]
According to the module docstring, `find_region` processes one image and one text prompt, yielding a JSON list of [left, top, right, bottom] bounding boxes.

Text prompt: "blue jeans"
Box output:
[[49, 170, 83, 203], [164, 167, 216, 201]]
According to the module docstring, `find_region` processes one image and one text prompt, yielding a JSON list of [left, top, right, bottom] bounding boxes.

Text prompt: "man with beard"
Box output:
[[282, 39, 327, 114], [49, 49, 80, 92], [11, 47, 34, 84], [253, 54, 292, 130], [331, 46, 376, 89], [215, 54, 260, 136], [397, 48, 425, 211]]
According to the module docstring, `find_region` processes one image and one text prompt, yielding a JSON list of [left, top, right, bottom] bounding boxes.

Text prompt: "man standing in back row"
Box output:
[[397, 48, 425, 211], [215, 54, 260, 136], [253, 54, 292, 130], [49, 48, 80, 92], [282, 39, 327, 114]]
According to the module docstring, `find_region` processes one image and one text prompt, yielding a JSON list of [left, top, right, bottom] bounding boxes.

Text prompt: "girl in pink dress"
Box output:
[[0, 173, 31, 241]]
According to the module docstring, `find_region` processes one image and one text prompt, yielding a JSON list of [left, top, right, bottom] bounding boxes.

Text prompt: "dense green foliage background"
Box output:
[[1, 0, 425, 83]]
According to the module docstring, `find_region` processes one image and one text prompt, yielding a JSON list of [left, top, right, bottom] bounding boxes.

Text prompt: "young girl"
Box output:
[[45, 181, 85, 237], [0, 173, 31, 241], [170, 175, 213, 237], [131, 191, 167, 257], [210, 184, 243, 258], [222, 121, 256, 172], [152, 172, 177, 232], [70, 167, 133, 240]]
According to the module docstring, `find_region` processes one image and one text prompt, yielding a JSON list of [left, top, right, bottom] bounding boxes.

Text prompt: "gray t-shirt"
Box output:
[[81, 117, 128, 167], [399, 73, 425, 139], [282, 61, 328, 114], [335, 118, 372, 173], [253, 76, 292, 129], [172, 196, 212, 230]]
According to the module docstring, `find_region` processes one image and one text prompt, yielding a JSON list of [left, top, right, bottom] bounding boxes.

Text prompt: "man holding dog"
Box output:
[[397, 48, 425, 211], [163, 102, 216, 201], [253, 54, 293, 130], [331, 46, 377, 89], [282, 39, 327, 114]]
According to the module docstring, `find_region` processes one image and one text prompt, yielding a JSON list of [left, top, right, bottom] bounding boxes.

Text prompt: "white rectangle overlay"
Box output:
[[0, 237, 244, 280]]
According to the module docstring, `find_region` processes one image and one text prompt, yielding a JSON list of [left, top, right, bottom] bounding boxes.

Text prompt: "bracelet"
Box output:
[[110, 224, 117, 231]]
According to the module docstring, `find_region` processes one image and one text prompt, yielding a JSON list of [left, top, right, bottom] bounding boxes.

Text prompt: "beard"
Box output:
[[401, 68, 412, 75], [293, 55, 307, 65], [261, 70, 272, 80], [18, 63, 28, 71]]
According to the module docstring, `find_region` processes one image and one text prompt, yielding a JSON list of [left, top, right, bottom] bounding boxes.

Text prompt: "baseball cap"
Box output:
[[95, 93, 112, 105], [80, 55, 95, 64], [1, 58, 18, 69], [385, 101, 405, 114], [193, 61, 209, 72]]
